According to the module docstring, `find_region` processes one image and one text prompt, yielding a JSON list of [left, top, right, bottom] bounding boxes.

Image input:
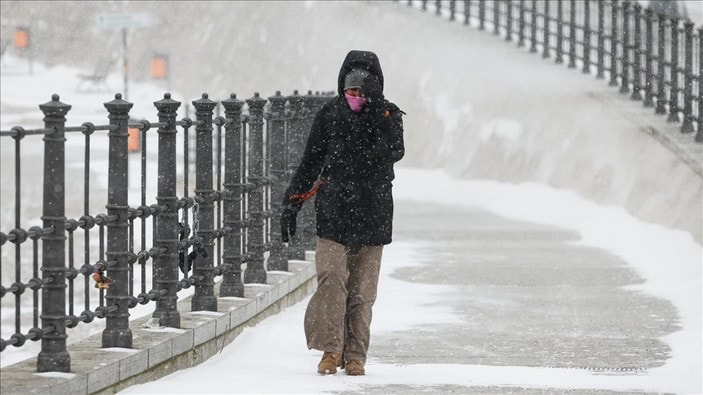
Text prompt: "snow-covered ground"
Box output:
[[122, 168, 702, 394]]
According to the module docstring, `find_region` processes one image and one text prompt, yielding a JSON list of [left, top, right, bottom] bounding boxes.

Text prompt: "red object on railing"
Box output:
[[128, 127, 140, 152]]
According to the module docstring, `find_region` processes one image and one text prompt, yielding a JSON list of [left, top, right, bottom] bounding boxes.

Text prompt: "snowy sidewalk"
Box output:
[[122, 168, 702, 394]]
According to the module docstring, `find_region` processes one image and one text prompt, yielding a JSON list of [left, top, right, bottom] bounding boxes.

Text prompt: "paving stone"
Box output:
[[226, 298, 255, 327], [244, 284, 273, 313], [145, 338, 172, 368], [170, 329, 194, 357], [115, 349, 148, 381]]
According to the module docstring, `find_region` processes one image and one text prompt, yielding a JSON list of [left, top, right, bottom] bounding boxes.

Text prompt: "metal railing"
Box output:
[[403, 0, 702, 142], [0, 90, 331, 372]]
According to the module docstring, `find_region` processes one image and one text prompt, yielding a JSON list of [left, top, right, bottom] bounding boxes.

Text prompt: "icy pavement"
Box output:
[[121, 168, 702, 395]]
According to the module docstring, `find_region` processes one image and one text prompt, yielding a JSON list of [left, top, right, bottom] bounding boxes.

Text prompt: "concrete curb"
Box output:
[[0, 255, 317, 395]]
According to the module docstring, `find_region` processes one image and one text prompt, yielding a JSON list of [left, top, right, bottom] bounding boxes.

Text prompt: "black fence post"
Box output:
[[631, 4, 643, 100], [667, 17, 679, 123], [555, 0, 563, 63], [596, 0, 605, 77], [681, 22, 694, 133], [464, 0, 471, 25], [582, 0, 591, 73], [37, 94, 71, 372], [436, 0, 442, 16], [450, 0, 456, 20], [620, 1, 631, 93], [422, 0, 428, 11], [609, 0, 619, 85], [697, 27, 703, 142], [568, 0, 576, 68], [267, 91, 289, 271], [191, 94, 218, 311], [102, 93, 134, 348], [493, 0, 500, 35], [479, 0, 486, 30], [285, 91, 306, 261], [220, 94, 245, 297], [505, 0, 513, 41], [529, 0, 537, 52], [655, 13, 667, 114], [152, 93, 181, 328], [644, 8, 655, 106], [518, 0, 525, 47], [243, 93, 267, 284], [542, 0, 550, 58]]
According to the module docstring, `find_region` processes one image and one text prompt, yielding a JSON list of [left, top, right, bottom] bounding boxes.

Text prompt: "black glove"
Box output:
[[280, 202, 302, 243], [362, 74, 385, 113]]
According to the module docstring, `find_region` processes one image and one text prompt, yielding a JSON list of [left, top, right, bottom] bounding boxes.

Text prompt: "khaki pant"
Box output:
[[304, 238, 383, 365]]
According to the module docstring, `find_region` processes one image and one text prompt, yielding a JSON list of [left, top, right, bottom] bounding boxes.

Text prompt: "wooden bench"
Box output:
[[76, 58, 113, 91]]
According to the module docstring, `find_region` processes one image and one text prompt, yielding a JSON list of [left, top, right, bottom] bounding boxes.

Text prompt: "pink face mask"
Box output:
[[345, 92, 367, 112]]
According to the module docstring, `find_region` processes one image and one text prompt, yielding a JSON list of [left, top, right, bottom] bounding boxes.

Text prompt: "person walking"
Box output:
[[280, 50, 405, 376]]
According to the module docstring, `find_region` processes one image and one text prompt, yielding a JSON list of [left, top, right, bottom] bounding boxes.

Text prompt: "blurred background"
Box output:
[[1, 0, 701, 239]]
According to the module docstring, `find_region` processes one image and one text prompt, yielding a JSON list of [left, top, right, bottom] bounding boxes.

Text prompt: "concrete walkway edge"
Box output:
[[0, 254, 317, 395]]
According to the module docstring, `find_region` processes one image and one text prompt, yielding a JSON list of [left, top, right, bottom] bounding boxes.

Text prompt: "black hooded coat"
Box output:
[[284, 50, 405, 248]]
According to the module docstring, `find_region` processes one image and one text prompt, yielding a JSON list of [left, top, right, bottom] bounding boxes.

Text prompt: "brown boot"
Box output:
[[345, 360, 365, 376], [317, 352, 342, 375]]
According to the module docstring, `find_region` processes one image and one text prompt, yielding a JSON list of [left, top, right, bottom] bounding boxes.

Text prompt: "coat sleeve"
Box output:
[[284, 108, 329, 201], [369, 102, 405, 164], [386, 107, 405, 163]]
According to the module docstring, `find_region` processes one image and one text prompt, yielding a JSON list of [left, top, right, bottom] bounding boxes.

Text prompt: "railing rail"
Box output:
[[0, 90, 332, 372], [404, 0, 702, 142]]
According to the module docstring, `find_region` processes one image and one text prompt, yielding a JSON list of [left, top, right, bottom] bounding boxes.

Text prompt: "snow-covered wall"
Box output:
[[1, 1, 701, 243]]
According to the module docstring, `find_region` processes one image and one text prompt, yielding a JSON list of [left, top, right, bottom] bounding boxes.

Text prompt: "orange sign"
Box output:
[[151, 56, 168, 79], [15, 28, 29, 49], [128, 127, 140, 152]]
